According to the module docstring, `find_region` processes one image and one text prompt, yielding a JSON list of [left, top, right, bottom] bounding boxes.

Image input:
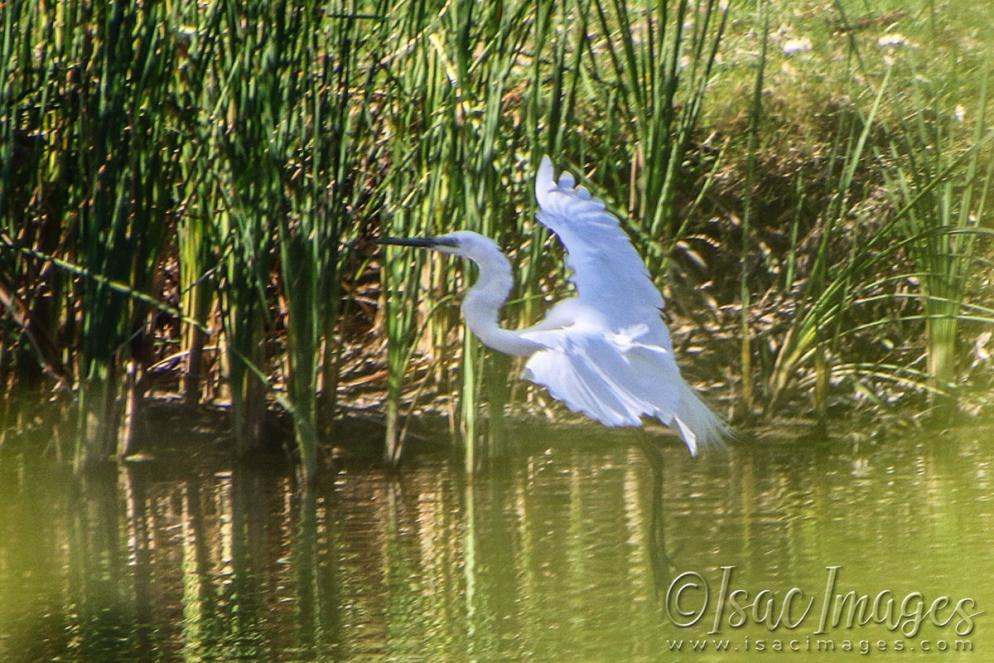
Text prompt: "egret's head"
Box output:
[[379, 230, 503, 264]]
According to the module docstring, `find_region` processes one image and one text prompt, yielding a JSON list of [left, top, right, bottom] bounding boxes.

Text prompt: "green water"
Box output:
[[0, 415, 990, 662]]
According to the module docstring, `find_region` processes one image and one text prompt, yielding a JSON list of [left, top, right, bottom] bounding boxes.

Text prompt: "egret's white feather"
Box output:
[[520, 326, 724, 455], [535, 156, 665, 332], [528, 156, 726, 454]]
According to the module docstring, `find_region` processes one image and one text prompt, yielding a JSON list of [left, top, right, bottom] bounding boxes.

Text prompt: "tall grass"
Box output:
[[884, 73, 993, 401], [589, 0, 729, 269], [174, 3, 222, 408], [211, 1, 282, 455], [738, 2, 769, 417], [379, 0, 444, 465], [271, 2, 382, 480], [766, 67, 892, 414], [0, 3, 183, 466], [2, 0, 994, 475]]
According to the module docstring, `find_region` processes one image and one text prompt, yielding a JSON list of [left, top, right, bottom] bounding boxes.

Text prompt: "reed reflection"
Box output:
[[0, 420, 992, 661]]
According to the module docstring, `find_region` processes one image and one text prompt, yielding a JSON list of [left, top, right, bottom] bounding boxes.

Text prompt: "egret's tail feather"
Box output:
[[521, 334, 732, 457], [671, 382, 730, 457]]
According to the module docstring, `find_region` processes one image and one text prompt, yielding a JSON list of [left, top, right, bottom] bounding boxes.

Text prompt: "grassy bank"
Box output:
[[1, 0, 992, 475]]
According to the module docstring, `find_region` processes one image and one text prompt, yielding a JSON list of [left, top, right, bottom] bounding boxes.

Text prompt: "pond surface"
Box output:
[[0, 412, 991, 662]]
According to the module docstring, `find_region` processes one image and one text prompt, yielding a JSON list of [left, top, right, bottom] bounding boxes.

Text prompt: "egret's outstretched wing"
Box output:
[[520, 327, 725, 456], [526, 156, 727, 453], [535, 156, 664, 330]]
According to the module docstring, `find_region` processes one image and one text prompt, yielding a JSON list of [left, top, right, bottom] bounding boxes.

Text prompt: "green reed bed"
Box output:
[[0, 2, 185, 466], [766, 65, 892, 416], [173, 1, 224, 408], [1, 0, 993, 475], [883, 73, 993, 400], [379, 0, 443, 465], [271, 2, 381, 480], [590, 0, 729, 266], [206, 0, 384, 477]]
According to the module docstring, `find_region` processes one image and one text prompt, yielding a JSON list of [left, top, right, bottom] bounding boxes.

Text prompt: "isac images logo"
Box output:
[[664, 565, 982, 655]]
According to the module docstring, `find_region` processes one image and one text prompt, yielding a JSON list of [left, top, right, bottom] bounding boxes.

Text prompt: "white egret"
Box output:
[[381, 156, 728, 455]]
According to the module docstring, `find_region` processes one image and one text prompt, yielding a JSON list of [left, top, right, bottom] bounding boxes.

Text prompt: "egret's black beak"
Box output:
[[378, 237, 440, 248], [378, 236, 458, 249]]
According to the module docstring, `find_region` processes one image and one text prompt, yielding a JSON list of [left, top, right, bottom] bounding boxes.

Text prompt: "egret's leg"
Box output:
[[637, 431, 673, 592], [637, 432, 664, 477]]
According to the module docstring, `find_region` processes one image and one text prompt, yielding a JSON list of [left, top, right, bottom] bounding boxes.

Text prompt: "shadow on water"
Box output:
[[1, 403, 993, 661]]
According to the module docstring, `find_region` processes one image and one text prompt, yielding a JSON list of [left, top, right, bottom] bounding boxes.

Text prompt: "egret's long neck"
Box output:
[[462, 251, 543, 357]]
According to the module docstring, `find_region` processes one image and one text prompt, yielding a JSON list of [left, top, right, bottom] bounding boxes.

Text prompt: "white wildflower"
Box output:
[[782, 37, 812, 55], [877, 34, 907, 48]]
